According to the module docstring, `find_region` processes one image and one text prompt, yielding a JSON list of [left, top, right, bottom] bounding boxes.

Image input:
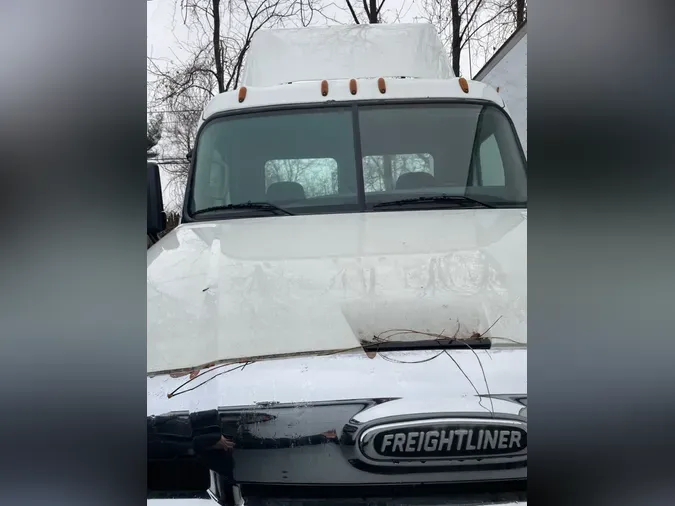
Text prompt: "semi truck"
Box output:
[[147, 23, 527, 506]]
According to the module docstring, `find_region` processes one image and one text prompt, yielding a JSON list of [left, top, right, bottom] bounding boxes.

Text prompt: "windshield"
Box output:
[[188, 102, 526, 217]]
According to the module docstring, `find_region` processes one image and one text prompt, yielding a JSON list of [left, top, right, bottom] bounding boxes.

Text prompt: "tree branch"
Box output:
[[362, 0, 371, 19], [460, 5, 512, 49], [376, 0, 386, 16], [459, 0, 486, 43], [346, 0, 360, 23]]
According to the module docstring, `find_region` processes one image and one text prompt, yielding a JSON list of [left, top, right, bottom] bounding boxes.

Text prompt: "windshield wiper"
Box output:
[[192, 202, 294, 217], [372, 195, 495, 210], [361, 337, 491, 352]]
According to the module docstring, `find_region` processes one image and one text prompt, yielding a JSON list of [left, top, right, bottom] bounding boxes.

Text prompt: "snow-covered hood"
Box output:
[[147, 209, 527, 375], [148, 347, 526, 416]]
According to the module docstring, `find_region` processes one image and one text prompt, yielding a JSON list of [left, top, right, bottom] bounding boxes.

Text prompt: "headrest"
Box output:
[[395, 172, 437, 190], [266, 181, 306, 202]]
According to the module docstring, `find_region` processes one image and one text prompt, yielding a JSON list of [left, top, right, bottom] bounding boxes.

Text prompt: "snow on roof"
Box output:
[[241, 24, 453, 88]]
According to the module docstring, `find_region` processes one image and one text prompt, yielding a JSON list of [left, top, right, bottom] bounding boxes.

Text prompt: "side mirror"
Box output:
[[147, 162, 166, 237]]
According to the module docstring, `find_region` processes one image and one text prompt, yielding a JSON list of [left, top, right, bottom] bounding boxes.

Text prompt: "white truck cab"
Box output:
[[147, 23, 527, 506]]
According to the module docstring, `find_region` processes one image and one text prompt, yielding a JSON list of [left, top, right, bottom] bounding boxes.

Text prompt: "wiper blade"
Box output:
[[362, 337, 491, 352], [192, 202, 294, 216], [373, 195, 495, 210]]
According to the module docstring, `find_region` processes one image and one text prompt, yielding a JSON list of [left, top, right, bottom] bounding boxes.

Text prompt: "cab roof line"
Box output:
[[272, 76, 422, 86]]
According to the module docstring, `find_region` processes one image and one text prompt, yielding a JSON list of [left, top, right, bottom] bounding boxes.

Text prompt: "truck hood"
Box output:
[[147, 209, 526, 375], [148, 347, 526, 416]]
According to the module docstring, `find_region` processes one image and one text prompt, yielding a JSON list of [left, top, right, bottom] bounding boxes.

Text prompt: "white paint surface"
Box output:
[[479, 34, 527, 154], [147, 209, 526, 374], [147, 348, 527, 416], [200, 76, 506, 129], [241, 24, 453, 88]]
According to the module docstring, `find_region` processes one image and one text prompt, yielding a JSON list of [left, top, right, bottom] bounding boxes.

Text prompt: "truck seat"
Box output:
[[266, 181, 306, 203]]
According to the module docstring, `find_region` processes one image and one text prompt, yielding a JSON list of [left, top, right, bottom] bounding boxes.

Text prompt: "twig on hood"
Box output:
[[479, 315, 503, 338], [375, 325, 457, 341], [490, 335, 527, 345], [454, 339, 494, 417], [469, 314, 510, 416], [372, 321, 467, 344], [379, 350, 445, 364], [372, 320, 494, 415], [162, 316, 515, 401], [167, 361, 253, 398], [442, 349, 486, 411]]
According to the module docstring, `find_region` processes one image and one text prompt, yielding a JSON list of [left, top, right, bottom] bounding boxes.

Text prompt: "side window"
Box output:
[[477, 134, 506, 186], [264, 158, 338, 198], [362, 153, 434, 192]]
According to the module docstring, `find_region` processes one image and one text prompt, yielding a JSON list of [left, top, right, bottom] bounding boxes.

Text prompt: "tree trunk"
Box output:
[[345, 0, 360, 23], [516, 0, 525, 26], [450, 0, 461, 77], [212, 0, 225, 93], [368, 0, 379, 23]]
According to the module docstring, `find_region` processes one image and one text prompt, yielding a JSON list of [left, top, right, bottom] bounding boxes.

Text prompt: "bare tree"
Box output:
[[516, 0, 526, 25], [363, 154, 433, 192], [148, 0, 322, 195], [343, 0, 386, 23], [265, 158, 339, 198], [147, 115, 163, 159], [464, 0, 526, 77], [419, 0, 526, 77]]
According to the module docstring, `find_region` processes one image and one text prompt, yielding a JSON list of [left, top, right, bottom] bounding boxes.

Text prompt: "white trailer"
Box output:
[[474, 21, 527, 155]]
